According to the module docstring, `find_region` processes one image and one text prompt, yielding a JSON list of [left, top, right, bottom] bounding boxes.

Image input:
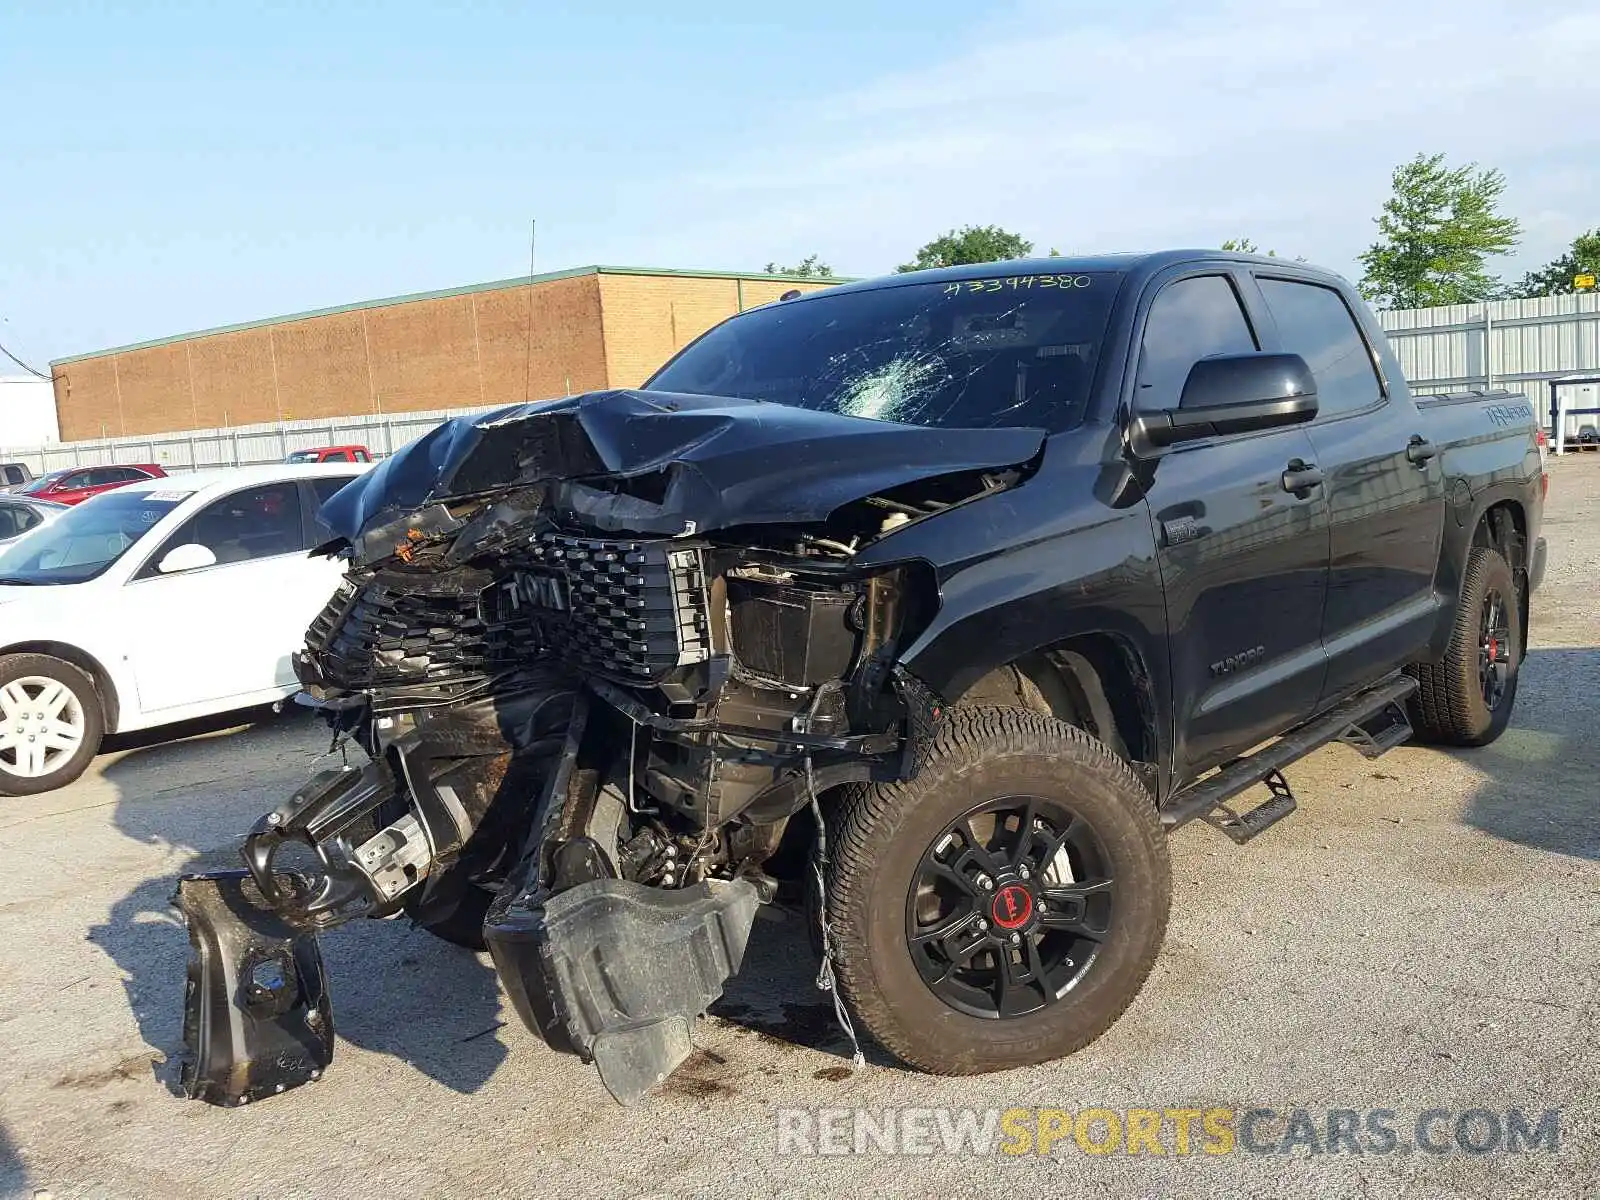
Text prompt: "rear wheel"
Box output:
[[0, 654, 105, 796], [827, 706, 1169, 1074], [1409, 547, 1520, 747]]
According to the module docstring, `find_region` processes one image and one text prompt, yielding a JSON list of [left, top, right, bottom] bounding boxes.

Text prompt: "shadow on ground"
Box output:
[[709, 911, 890, 1067], [87, 706, 510, 1098], [0, 1118, 25, 1197], [1461, 647, 1600, 862]]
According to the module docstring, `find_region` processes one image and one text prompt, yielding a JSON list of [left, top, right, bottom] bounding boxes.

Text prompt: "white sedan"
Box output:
[[0, 463, 367, 794]]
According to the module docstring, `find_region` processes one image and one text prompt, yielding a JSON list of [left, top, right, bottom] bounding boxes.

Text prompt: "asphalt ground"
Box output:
[[1, 457, 1596, 1199]]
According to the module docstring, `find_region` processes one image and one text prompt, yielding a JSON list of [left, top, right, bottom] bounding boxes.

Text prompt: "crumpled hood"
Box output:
[[320, 389, 1045, 543]]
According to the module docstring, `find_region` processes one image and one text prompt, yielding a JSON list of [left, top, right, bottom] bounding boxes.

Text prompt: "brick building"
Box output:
[[48, 266, 840, 441]]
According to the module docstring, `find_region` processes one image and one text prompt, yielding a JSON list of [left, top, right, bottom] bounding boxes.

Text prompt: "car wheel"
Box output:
[[0, 654, 106, 796], [1408, 546, 1520, 747], [827, 705, 1170, 1074]]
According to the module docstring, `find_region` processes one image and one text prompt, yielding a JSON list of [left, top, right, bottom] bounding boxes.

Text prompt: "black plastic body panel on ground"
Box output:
[[172, 870, 334, 1107], [483, 877, 761, 1104]]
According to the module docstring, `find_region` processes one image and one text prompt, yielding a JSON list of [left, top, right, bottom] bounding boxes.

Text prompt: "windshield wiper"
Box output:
[[0, 576, 44, 586]]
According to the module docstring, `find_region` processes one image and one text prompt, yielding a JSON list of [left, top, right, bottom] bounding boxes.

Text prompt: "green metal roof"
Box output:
[[50, 265, 852, 365]]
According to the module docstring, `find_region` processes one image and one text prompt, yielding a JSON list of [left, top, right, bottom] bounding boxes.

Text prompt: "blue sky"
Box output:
[[2, 0, 1596, 366]]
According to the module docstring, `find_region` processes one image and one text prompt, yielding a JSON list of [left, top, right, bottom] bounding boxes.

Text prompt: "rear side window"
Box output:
[[1135, 275, 1258, 410], [3, 466, 25, 484], [1257, 279, 1383, 418]]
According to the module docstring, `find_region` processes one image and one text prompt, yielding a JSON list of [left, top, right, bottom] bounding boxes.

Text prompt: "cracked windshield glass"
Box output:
[[648, 271, 1123, 431]]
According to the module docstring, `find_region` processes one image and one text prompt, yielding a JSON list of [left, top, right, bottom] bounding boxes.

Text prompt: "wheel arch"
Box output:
[[944, 632, 1162, 797], [0, 641, 121, 733], [1471, 498, 1529, 645]]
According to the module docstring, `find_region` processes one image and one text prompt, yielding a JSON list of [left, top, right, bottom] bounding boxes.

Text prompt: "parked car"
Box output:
[[0, 463, 36, 493], [0, 496, 67, 542], [17, 463, 167, 505], [174, 251, 1547, 1109], [1576, 424, 1599, 447], [0, 462, 367, 794], [284, 445, 371, 464]]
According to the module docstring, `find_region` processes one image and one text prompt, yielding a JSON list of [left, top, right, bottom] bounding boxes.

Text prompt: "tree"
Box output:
[[763, 255, 834, 278], [897, 225, 1033, 273], [1505, 229, 1600, 299], [1358, 153, 1521, 309], [1220, 238, 1306, 261]]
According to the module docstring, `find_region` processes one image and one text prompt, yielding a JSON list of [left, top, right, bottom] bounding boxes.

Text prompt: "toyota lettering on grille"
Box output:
[[488, 571, 569, 619]]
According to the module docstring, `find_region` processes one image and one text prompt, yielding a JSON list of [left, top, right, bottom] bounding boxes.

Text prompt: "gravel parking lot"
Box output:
[[1, 460, 1596, 1200]]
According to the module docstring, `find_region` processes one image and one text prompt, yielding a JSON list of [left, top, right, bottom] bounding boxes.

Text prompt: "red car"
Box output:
[[18, 463, 168, 506], [284, 445, 371, 464]]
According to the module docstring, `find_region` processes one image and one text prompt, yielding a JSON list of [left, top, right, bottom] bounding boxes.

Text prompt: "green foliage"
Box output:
[[1505, 229, 1600, 298], [1221, 237, 1278, 256], [763, 255, 834, 278], [1358, 153, 1521, 309], [897, 225, 1033, 273], [1220, 238, 1306, 262]]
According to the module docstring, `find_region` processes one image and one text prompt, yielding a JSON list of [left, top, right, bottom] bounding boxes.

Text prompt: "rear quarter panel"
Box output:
[[1414, 393, 1544, 654]]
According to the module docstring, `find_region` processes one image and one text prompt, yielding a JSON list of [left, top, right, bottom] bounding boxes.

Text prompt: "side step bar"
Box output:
[[1161, 674, 1419, 838]]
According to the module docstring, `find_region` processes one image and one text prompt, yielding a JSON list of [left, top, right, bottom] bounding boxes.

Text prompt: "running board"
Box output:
[[1201, 769, 1297, 844], [1161, 675, 1419, 836], [1337, 699, 1414, 759]]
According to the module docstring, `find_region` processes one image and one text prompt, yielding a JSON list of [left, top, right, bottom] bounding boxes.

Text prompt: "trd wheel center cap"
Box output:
[[990, 882, 1035, 931]]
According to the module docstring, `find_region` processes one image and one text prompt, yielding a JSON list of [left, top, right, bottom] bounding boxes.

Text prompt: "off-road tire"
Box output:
[[827, 705, 1170, 1074], [1408, 547, 1520, 747], [0, 654, 105, 797]]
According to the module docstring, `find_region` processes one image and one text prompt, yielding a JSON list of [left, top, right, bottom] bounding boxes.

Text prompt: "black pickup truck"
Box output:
[[174, 250, 1547, 1106]]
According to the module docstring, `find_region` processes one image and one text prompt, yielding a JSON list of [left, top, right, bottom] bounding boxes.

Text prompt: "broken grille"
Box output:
[[523, 532, 711, 684], [301, 566, 539, 692], [300, 535, 712, 695]]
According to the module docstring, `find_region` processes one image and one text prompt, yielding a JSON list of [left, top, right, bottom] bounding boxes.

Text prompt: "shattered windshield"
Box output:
[[647, 271, 1123, 432]]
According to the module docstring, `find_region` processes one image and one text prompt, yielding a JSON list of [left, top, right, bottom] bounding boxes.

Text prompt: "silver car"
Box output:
[[0, 496, 68, 542]]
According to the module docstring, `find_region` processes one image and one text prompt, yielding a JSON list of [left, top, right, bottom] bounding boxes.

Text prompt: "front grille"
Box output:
[[522, 532, 710, 684], [298, 534, 711, 696], [300, 565, 539, 694]]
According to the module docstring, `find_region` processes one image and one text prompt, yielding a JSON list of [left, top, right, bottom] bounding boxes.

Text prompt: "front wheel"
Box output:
[[827, 706, 1170, 1075], [0, 654, 105, 796]]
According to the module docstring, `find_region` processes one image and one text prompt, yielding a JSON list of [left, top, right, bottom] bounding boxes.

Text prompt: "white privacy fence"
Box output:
[[0, 404, 503, 474]]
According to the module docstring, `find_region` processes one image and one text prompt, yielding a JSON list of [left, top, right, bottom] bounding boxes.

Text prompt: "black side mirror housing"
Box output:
[[1131, 352, 1318, 451]]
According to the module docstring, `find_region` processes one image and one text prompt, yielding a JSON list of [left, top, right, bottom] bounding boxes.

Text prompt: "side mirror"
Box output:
[[157, 543, 218, 574], [1131, 352, 1318, 451]]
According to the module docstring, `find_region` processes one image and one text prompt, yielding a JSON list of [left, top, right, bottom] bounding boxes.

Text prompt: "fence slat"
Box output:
[[0, 404, 502, 473]]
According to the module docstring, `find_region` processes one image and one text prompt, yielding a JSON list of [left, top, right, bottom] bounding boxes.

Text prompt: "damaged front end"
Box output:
[[176, 389, 1040, 1104]]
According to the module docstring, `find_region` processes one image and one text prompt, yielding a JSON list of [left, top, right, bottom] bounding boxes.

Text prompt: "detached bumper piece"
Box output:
[[484, 877, 760, 1104], [173, 869, 334, 1107]]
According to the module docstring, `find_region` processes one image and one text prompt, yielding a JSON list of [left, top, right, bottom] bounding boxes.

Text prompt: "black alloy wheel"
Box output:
[[907, 794, 1115, 1020]]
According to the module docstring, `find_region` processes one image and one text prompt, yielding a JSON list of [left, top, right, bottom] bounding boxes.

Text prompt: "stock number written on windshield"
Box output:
[[944, 274, 1094, 295]]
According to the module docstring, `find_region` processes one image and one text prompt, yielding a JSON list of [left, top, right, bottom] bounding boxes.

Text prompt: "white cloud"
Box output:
[[598, 0, 1600, 284]]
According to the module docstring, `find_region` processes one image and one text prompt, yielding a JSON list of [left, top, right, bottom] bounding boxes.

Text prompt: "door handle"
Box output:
[[1281, 459, 1324, 496], [1406, 436, 1438, 465]]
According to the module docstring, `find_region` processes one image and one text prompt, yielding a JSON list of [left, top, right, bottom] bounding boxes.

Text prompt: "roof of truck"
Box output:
[[785, 250, 1349, 302]]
